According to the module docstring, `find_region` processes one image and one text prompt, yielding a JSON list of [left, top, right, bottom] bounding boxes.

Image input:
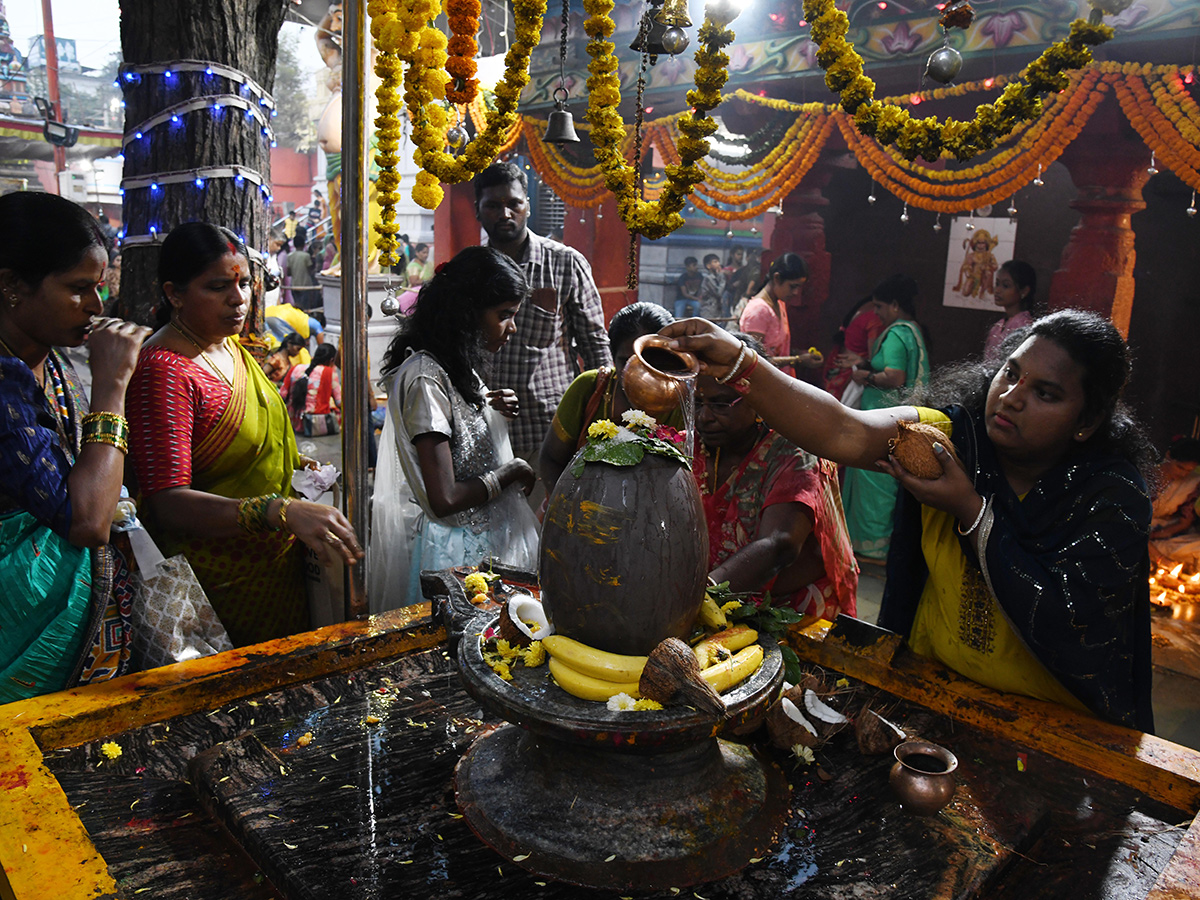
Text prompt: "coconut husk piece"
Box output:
[[855, 707, 907, 755], [497, 602, 532, 648], [889, 420, 961, 479], [639, 637, 726, 717]]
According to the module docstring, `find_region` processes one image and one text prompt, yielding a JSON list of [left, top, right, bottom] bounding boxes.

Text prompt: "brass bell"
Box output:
[[630, 0, 671, 62], [543, 88, 580, 144], [655, 0, 691, 28]]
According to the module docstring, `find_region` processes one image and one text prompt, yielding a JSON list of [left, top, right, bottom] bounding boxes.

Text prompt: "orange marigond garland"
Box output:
[[445, 0, 481, 105]]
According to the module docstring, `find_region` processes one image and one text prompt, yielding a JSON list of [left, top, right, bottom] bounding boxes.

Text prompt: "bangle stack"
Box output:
[[277, 497, 293, 533], [237, 493, 283, 533], [731, 350, 760, 394], [481, 470, 502, 502], [81, 411, 129, 454], [957, 497, 989, 537]]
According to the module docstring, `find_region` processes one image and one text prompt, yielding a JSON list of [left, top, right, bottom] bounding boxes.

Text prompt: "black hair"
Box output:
[[999, 259, 1037, 312], [729, 330, 766, 356], [279, 332, 306, 352], [294, 232, 307, 251], [703, 253, 720, 266], [749, 252, 808, 296], [608, 301, 675, 355], [155, 221, 249, 327], [915, 308, 1157, 483], [414, 242, 428, 253], [873, 273, 919, 318], [381, 245, 527, 405], [473, 161, 528, 204], [0, 192, 106, 288], [306, 342, 338, 375], [1167, 437, 1200, 465], [683, 256, 698, 267]]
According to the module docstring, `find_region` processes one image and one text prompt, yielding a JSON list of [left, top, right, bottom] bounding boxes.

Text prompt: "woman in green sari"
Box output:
[[127, 223, 362, 647], [839, 275, 930, 561], [0, 192, 150, 701]]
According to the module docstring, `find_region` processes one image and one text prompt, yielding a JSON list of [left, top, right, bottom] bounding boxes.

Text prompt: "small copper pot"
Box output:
[[888, 740, 958, 815], [621, 335, 699, 418]]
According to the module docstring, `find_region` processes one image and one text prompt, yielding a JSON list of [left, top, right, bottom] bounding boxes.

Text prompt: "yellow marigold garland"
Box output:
[[372, 49, 405, 264], [583, 0, 734, 238], [802, 0, 1115, 162], [370, 0, 547, 217]]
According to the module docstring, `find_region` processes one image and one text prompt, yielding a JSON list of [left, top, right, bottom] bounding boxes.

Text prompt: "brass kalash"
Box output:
[[440, 337, 790, 892]]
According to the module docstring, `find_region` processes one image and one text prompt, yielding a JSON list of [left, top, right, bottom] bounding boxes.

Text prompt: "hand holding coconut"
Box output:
[[876, 421, 984, 530]]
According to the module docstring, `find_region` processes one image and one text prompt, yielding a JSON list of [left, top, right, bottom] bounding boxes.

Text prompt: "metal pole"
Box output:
[[40, 0, 67, 188], [340, 0, 369, 619]]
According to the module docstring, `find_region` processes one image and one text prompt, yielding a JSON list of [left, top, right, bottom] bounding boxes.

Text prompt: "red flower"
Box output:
[[653, 425, 686, 445]]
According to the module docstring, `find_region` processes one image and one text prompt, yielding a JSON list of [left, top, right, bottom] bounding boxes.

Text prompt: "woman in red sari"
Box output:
[[127, 223, 362, 646]]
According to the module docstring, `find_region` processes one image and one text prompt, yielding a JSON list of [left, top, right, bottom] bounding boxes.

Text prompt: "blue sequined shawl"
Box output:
[[879, 405, 1155, 733]]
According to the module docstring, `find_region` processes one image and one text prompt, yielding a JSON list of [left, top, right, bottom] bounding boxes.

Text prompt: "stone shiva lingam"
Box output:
[[445, 339, 790, 891]]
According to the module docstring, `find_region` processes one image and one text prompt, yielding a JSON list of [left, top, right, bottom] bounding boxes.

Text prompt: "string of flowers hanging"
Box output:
[[368, 0, 548, 253], [802, 0, 1125, 162], [583, 0, 741, 239]]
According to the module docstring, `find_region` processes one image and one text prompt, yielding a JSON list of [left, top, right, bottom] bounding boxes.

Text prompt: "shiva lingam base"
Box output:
[[434, 570, 790, 892]]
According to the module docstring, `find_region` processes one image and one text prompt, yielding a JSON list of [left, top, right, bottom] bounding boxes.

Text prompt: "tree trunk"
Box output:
[[117, 0, 287, 326]]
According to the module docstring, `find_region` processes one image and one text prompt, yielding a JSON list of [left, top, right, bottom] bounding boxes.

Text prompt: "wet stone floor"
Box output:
[[46, 643, 1191, 900]]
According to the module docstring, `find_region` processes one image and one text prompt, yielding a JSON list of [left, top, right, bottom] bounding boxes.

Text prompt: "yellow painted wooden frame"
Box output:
[[1, 607, 1198, 898]]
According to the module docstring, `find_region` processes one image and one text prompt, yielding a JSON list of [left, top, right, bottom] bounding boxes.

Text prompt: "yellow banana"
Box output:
[[698, 593, 729, 630], [540, 635, 648, 683], [700, 644, 764, 694], [548, 657, 641, 702], [693, 624, 759, 669]]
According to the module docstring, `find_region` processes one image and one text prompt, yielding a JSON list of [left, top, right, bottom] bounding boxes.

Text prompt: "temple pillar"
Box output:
[[1048, 105, 1151, 336], [433, 178, 480, 260], [767, 158, 842, 354], [563, 196, 637, 326]]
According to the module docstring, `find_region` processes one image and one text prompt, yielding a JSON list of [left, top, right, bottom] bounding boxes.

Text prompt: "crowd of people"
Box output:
[[0, 170, 1175, 736]]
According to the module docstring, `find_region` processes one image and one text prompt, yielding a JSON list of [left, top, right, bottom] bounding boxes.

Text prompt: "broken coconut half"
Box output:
[[497, 595, 552, 647]]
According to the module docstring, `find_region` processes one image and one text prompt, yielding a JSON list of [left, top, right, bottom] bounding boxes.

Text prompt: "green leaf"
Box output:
[[598, 441, 646, 467], [781, 645, 802, 685], [571, 457, 586, 478]]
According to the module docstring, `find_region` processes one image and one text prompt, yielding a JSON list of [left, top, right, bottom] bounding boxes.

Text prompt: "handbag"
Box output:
[[132, 554, 233, 670], [302, 412, 339, 436]]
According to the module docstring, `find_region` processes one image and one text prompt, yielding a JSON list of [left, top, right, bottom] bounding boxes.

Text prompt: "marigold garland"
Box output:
[[369, 0, 547, 223], [445, 0, 481, 105], [802, 0, 1115, 162], [583, 0, 734, 238]]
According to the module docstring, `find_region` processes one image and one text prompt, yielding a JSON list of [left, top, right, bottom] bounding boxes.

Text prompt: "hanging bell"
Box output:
[[656, 0, 691, 28], [380, 292, 401, 317], [924, 43, 963, 84], [630, 0, 671, 62], [446, 124, 468, 151], [543, 88, 580, 144]]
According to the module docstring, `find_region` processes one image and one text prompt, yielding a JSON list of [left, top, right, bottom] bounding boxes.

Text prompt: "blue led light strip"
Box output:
[[122, 93, 276, 148], [117, 59, 275, 110]]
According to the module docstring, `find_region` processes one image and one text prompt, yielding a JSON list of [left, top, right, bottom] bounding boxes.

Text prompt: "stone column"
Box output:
[[1049, 104, 1151, 336], [563, 195, 637, 326]]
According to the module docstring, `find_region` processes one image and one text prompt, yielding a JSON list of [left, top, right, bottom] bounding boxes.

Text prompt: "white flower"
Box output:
[[606, 692, 637, 712], [791, 744, 815, 765], [621, 409, 657, 430]]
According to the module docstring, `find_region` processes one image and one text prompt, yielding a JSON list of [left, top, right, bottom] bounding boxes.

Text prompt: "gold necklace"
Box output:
[[171, 317, 234, 387]]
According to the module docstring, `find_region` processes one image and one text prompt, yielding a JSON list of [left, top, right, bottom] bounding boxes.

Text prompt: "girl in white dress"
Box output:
[[369, 246, 539, 610]]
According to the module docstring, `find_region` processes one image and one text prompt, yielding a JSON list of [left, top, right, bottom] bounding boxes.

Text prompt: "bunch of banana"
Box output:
[[698, 592, 729, 630], [542, 635, 646, 702], [692, 624, 759, 669], [700, 644, 764, 694]]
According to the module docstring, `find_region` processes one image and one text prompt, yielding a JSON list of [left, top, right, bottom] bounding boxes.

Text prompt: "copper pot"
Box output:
[[621, 335, 699, 419], [888, 740, 958, 815]]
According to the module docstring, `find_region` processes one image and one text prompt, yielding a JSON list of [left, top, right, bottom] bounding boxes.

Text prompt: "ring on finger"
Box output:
[[323, 532, 342, 544]]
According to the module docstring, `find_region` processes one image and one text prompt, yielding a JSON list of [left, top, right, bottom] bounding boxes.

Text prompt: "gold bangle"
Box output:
[[82, 432, 128, 454], [277, 497, 293, 533], [82, 411, 127, 428]]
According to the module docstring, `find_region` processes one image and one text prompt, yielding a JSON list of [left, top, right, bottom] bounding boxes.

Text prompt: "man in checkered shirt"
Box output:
[[474, 163, 612, 499]]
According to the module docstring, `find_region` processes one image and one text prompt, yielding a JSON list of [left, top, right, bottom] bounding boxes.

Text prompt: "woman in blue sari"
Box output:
[[0, 192, 150, 702]]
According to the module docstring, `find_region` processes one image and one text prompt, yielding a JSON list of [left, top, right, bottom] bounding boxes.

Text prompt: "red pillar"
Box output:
[[563, 196, 636, 326], [768, 161, 839, 354], [1048, 105, 1151, 337], [432, 178, 480, 261]]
